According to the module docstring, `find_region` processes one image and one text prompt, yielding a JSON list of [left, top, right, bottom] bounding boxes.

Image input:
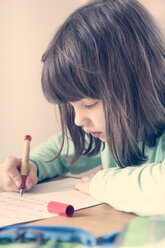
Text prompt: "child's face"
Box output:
[[70, 98, 107, 142]]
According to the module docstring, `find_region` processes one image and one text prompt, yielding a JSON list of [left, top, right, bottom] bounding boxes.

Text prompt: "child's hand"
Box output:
[[74, 165, 102, 195], [74, 176, 92, 195], [0, 156, 38, 192]]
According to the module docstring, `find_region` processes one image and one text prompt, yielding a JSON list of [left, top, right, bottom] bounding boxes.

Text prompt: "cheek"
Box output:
[[99, 109, 106, 124], [95, 112, 106, 129]]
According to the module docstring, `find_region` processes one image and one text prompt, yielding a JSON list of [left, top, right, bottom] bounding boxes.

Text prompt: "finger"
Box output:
[[5, 156, 21, 168], [9, 169, 22, 188], [74, 180, 90, 195], [3, 177, 20, 192], [6, 157, 22, 188], [74, 181, 83, 190], [25, 167, 38, 190], [25, 175, 38, 190]]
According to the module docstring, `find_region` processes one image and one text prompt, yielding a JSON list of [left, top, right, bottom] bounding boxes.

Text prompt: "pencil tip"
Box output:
[[20, 188, 24, 197]]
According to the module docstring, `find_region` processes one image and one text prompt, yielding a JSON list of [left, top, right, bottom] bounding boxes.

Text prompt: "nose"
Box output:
[[74, 110, 88, 127]]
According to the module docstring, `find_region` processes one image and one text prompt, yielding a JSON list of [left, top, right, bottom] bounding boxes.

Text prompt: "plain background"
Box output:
[[0, 0, 165, 162]]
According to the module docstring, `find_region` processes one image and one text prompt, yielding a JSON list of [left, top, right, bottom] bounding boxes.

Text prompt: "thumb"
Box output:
[[6, 156, 22, 188]]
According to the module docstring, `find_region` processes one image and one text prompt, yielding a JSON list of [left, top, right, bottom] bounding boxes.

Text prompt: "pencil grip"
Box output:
[[19, 175, 27, 189]]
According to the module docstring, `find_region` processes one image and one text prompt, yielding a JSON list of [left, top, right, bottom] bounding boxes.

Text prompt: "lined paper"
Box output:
[[0, 177, 101, 227]]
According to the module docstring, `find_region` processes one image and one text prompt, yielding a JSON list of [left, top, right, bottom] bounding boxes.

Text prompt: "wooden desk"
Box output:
[[24, 177, 135, 236], [26, 204, 135, 237], [0, 177, 135, 237]]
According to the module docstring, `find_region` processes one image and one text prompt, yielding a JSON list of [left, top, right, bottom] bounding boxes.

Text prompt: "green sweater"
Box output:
[[30, 132, 165, 216]]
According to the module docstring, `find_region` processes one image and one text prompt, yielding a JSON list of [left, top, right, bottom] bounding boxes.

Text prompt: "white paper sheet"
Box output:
[[0, 177, 101, 227]]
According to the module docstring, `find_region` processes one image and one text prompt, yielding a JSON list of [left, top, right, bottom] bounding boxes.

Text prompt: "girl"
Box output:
[[0, 0, 165, 216]]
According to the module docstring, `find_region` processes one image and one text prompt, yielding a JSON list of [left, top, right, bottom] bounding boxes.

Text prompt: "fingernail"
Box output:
[[15, 180, 21, 187]]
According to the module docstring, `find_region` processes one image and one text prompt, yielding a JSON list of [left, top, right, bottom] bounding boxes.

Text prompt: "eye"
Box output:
[[84, 101, 98, 109]]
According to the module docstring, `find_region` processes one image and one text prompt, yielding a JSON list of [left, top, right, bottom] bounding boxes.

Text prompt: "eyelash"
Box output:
[[85, 102, 98, 109]]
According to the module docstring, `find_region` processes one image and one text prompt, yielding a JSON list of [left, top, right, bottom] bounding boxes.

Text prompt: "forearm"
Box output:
[[29, 136, 68, 181], [89, 159, 165, 216], [30, 134, 102, 182]]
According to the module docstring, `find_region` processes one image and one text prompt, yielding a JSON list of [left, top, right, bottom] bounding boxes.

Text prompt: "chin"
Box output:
[[99, 137, 107, 142]]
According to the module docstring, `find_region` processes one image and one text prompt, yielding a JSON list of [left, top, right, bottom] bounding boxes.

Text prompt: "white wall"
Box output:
[[0, 0, 164, 162], [0, 0, 87, 162]]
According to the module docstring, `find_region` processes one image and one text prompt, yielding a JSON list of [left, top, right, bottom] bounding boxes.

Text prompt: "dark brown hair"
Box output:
[[41, 0, 165, 167]]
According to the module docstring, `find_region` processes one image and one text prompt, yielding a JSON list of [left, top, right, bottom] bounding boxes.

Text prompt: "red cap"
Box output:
[[47, 201, 74, 217], [24, 135, 32, 141]]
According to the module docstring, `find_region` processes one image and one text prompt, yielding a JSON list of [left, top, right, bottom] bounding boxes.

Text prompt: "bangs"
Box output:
[[41, 20, 102, 105]]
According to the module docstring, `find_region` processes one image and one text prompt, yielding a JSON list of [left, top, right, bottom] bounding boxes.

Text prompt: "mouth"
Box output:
[[90, 132, 102, 138], [85, 130, 102, 138]]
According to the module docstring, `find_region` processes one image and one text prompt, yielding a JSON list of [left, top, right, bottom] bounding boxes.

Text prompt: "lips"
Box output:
[[90, 132, 102, 138], [85, 130, 102, 138]]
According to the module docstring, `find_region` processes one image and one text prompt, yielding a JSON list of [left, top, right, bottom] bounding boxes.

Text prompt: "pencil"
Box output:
[[19, 135, 32, 197]]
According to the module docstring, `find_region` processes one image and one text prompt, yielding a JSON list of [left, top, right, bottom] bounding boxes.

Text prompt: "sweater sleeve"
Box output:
[[30, 134, 101, 181], [89, 132, 165, 216], [89, 159, 165, 216]]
